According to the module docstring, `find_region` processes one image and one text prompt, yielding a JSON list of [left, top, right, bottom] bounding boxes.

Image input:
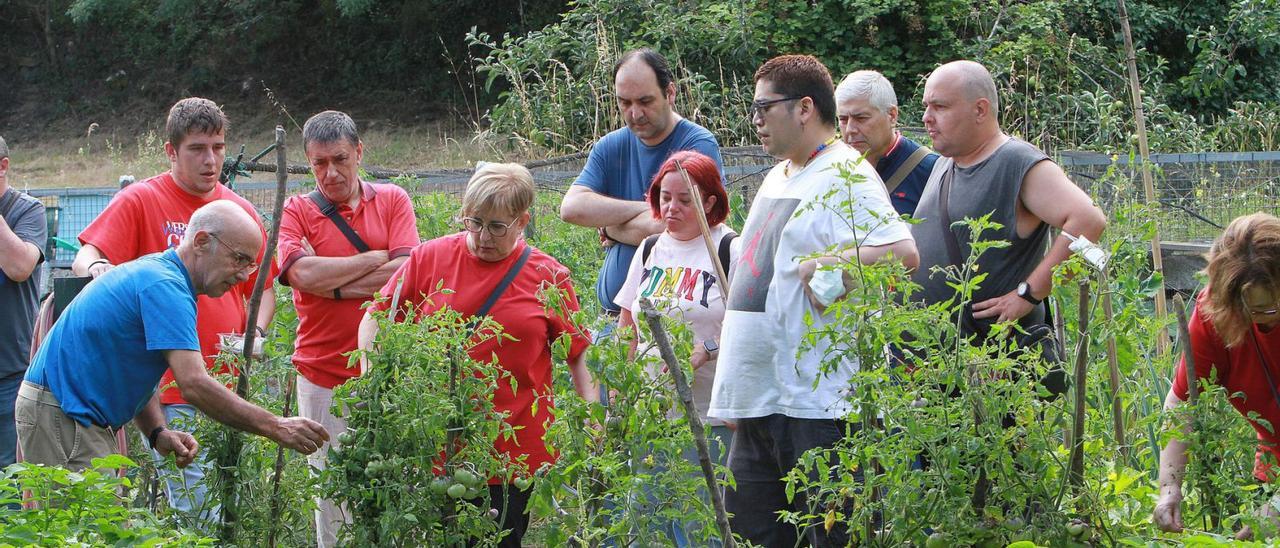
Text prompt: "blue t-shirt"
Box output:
[[573, 118, 724, 312], [876, 135, 938, 216], [26, 249, 199, 428]]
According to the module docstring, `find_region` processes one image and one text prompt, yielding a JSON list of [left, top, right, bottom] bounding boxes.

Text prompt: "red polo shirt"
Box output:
[[373, 233, 591, 478], [1173, 291, 1280, 481], [278, 181, 419, 388], [77, 172, 277, 405]]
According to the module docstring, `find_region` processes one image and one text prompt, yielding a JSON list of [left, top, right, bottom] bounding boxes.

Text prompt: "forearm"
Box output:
[[180, 375, 282, 440], [0, 223, 39, 282], [132, 394, 167, 434], [606, 210, 664, 246], [337, 257, 407, 299], [568, 354, 600, 403], [1158, 438, 1189, 498], [560, 186, 650, 228], [357, 312, 380, 374], [72, 244, 108, 277], [254, 289, 276, 333], [288, 253, 383, 294]]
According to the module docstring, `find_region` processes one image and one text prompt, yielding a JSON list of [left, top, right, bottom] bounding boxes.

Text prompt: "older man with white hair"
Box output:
[[835, 70, 938, 215], [19, 200, 329, 472]]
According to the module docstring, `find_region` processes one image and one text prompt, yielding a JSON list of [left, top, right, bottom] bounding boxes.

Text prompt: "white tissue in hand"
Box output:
[[809, 268, 845, 307], [1068, 235, 1109, 270]]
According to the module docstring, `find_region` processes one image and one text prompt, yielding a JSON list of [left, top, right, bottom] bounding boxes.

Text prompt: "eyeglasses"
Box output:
[[750, 96, 804, 118], [209, 232, 259, 273], [1242, 294, 1280, 318], [461, 217, 515, 238]]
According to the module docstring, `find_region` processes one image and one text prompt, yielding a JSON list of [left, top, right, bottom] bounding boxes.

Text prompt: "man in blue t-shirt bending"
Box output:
[[560, 48, 725, 315], [18, 200, 329, 471], [835, 70, 939, 216]]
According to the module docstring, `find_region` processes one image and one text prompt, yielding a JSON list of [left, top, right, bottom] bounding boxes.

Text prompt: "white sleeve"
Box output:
[[834, 164, 913, 248]]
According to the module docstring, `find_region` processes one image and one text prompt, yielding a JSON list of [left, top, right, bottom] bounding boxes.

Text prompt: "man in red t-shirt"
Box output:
[[276, 110, 419, 547], [73, 97, 279, 524]]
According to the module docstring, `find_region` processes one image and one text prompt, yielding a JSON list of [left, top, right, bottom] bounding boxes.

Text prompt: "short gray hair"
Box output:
[[0, 136, 8, 160], [303, 110, 359, 151], [835, 70, 898, 113]]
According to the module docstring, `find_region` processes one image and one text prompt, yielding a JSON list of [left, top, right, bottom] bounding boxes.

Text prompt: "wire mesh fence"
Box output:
[[26, 146, 1280, 272]]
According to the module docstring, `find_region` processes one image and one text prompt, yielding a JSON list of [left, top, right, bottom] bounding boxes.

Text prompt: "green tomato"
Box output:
[[337, 431, 354, 446], [513, 477, 533, 491], [429, 478, 451, 496], [1065, 520, 1087, 538], [925, 532, 948, 548], [446, 483, 467, 499], [454, 469, 481, 488]]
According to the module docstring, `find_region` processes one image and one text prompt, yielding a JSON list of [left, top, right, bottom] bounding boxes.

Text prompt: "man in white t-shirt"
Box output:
[[708, 54, 918, 546]]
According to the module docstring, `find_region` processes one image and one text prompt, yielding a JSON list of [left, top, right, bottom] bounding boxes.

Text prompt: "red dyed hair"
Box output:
[[646, 150, 729, 226]]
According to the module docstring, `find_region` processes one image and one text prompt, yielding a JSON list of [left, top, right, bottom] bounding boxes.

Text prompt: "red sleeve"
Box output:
[[78, 186, 145, 263], [275, 196, 309, 286], [546, 264, 591, 362], [234, 201, 280, 294], [1172, 299, 1233, 399], [385, 186, 420, 258], [374, 246, 421, 321]]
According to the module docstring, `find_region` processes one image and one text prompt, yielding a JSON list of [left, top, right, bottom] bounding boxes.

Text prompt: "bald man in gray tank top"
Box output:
[[910, 60, 1106, 339]]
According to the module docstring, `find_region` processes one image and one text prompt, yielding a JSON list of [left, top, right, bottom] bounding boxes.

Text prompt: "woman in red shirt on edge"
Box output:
[[357, 162, 599, 547], [1155, 213, 1280, 539]]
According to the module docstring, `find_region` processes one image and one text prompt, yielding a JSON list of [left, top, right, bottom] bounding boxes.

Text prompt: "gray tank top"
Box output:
[[909, 137, 1051, 335]]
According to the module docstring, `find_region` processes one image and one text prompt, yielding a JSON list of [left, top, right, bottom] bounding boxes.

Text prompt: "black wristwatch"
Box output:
[[1016, 281, 1042, 306]]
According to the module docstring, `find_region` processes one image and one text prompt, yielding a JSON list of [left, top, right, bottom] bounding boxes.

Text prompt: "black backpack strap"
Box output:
[[474, 245, 533, 319], [937, 164, 963, 268], [640, 234, 660, 266], [308, 190, 371, 253], [717, 232, 737, 277]]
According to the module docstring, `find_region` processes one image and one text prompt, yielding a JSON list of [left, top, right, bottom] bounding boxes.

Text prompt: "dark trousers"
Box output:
[[725, 414, 856, 548]]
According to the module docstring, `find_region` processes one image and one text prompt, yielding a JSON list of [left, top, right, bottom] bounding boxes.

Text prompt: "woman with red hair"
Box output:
[[615, 149, 736, 546]]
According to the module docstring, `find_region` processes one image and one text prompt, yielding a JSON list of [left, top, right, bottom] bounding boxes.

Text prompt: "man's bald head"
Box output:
[[929, 60, 999, 113], [185, 200, 260, 247]]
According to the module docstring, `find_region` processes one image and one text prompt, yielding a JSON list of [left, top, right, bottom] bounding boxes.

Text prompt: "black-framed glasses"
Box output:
[[461, 217, 515, 237], [209, 232, 259, 273], [750, 96, 804, 117]]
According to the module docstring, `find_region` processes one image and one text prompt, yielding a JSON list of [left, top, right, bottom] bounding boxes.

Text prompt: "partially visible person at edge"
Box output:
[[707, 54, 919, 547], [18, 201, 327, 475], [615, 150, 737, 547], [358, 162, 599, 548], [834, 69, 939, 216], [559, 48, 725, 327], [276, 110, 420, 548], [910, 60, 1106, 340], [70, 97, 278, 525], [0, 135, 47, 471], [1154, 213, 1280, 541]]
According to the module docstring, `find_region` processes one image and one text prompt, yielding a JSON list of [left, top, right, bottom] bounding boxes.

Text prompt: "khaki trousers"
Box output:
[[297, 374, 351, 548], [15, 381, 118, 471]]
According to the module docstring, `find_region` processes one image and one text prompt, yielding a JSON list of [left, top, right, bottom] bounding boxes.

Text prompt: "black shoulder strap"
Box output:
[[0, 188, 20, 223], [884, 146, 933, 194], [718, 232, 737, 276], [640, 234, 660, 266], [308, 190, 370, 253], [475, 245, 533, 319], [938, 164, 963, 268]]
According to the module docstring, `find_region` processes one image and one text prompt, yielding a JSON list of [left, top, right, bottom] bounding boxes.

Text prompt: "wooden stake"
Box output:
[[639, 298, 735, 547], [220, 126, 290, 542], [674, 160, 729, 297], [1100, 272, 1128, 459], [1116, 0, 1171, 358], [266, 371, 298, 547], [1069, 280, 1092, 492]]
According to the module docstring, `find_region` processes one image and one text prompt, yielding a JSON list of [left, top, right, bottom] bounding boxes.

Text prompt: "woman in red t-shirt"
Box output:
[[1155, 213, 1280, 539], [357, 162, 598, 547]]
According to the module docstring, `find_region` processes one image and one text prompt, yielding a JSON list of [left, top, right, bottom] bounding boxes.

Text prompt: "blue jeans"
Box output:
[[0, 372, 22, 469], [142, 404, 220, 527], [666, 424, 733, 548]]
